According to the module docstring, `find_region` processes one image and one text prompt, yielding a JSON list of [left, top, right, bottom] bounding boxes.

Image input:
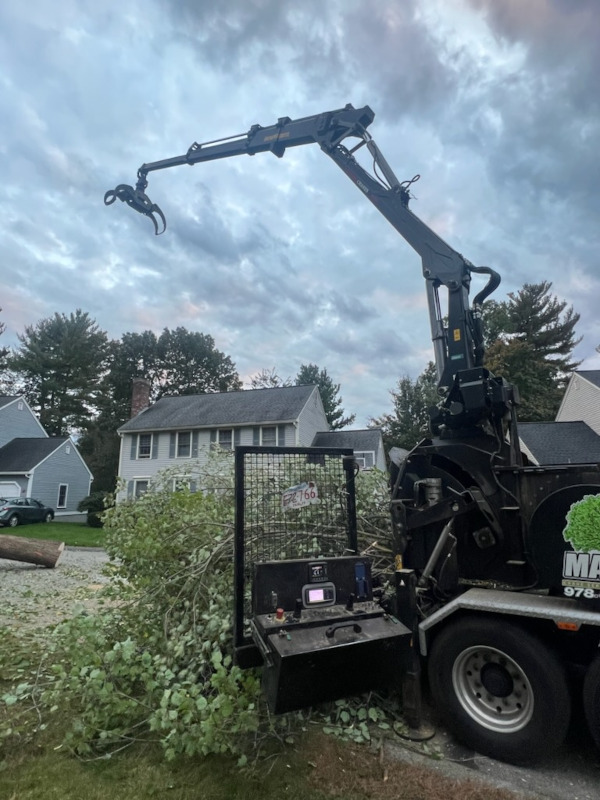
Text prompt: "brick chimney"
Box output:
[[131, 378, 151, 418]]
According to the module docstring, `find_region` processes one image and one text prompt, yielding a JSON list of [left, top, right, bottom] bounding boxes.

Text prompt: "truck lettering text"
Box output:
[[563, 552, 600, 579]]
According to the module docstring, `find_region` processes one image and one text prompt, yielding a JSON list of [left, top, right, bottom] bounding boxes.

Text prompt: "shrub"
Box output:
[[34, 452, 395, 760], [77, 491, 111, 528]]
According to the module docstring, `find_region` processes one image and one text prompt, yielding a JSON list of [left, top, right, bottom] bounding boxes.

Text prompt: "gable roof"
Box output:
[[576, 370, 600, 389], [312, 429, 383, 452], [0, 437, 70, 472], [0, 396, 20, 410], [0, 395, 48, 437], [118, 385, 320, 433], [518, 421, 600, 465]]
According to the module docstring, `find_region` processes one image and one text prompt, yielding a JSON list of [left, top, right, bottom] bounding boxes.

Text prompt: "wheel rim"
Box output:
[[9, 516, 18, 527], [452, 645, 534, 733]]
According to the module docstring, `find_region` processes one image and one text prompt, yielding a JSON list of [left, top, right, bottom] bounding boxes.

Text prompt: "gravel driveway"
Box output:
[[0, 546, 111, 632]]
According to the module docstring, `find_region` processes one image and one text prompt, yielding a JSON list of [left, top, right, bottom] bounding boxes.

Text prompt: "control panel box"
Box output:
[[250, 556, 411, 713]]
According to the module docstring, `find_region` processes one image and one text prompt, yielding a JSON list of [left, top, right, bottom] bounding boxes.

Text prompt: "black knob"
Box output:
[[293, 598, 302, 619]]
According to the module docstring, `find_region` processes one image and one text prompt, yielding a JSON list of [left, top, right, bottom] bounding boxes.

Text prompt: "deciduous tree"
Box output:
[[80, 327, 242, 490], [371, 362, 438, 451], [248, 367, 292, 389]]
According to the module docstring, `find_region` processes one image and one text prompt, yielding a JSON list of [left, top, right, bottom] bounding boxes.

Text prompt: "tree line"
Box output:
[[0, 281, 582, 489], [0, 311, 354, 491]]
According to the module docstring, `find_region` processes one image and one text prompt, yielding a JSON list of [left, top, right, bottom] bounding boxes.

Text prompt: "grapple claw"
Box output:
[[103, 183, 167, 235]]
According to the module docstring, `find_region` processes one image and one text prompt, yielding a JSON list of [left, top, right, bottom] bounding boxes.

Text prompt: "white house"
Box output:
[[556, 370, 600, 435], [117, 384, 329, 499]]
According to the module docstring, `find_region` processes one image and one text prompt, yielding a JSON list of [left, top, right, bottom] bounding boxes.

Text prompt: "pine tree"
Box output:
[[295, 363, 356, 430], [484, 281, 581, 421], [9, 310, 109, 435]]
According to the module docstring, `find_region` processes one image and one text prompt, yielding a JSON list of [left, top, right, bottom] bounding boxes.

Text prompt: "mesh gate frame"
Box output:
[[233, 445, 358, 665]]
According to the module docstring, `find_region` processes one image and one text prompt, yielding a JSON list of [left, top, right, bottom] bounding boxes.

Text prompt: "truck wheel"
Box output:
[[583, 655, 600, 751], [427, 616, 571, 763]]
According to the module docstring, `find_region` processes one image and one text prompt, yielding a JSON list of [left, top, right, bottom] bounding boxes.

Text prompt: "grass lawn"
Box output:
[[1, 520, 105, 548], [0, 631, 523, 800], [0, 733, 527, 800]]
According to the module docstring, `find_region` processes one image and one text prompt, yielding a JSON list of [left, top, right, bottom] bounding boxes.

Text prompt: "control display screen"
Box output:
[[307, 587, 325, 603], [302, 581, 336, 607]]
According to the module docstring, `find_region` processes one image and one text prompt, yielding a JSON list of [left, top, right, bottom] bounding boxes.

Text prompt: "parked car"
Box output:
[[0, 498, 55, 528]]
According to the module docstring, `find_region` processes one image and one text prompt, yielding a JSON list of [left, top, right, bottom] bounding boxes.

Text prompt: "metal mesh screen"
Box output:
[[234, 446, 357, 655]]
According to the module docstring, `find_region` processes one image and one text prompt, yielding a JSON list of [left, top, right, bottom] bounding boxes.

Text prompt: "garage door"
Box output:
[[0, 482, 20, 497]]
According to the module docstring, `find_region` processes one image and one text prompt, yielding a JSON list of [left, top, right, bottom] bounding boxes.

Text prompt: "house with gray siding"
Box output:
[[0, 396, 46, 448], [556, 370, 600, 435], [0, 396, 93, 518], [311, 428, 386, 471], [117, 385, 329, 500]]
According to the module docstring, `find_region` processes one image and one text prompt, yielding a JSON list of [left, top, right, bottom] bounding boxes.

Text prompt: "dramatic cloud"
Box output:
[[1, 0, 598, 425]]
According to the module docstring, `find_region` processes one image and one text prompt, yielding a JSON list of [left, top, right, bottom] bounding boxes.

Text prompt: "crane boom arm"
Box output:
[[105, 103, 502, 403]]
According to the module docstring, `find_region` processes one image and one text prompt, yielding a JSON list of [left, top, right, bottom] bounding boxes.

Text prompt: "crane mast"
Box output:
[[105, 103, 517, 440]]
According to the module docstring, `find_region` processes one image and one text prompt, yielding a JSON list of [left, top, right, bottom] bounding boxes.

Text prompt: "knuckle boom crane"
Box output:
[[107, 104, 600, 764]]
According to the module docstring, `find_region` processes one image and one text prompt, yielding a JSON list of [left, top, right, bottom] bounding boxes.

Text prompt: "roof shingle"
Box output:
[[118, 385, 319, 432], [0, 437, 70, 472], [519, 421, 600, 465]]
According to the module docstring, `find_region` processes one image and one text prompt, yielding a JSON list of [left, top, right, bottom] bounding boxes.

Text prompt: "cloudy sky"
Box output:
[[1, 0, 599, 425]]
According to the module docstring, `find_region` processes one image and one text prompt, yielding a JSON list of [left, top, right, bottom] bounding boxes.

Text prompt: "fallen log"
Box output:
[[0, 534, 65, 568]]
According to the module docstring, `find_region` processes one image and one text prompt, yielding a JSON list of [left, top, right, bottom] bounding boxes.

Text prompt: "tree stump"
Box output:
[[0, 534, 65, 568]]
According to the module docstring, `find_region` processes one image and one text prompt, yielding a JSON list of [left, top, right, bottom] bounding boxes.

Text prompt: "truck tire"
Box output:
[[583, 655, 600, 751], [427, 615, 571, 763]]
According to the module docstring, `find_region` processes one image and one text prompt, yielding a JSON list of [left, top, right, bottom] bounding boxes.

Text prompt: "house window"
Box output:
[[57, 484, 68, 508], [177, 431, 191, 458], [135, 480, 149, 498], [172, 477, 198, 493], [354, 451, 375, 470], [138, 434, 152, 459], [218, 429, 233, 450], [261, 426, 277, 447]]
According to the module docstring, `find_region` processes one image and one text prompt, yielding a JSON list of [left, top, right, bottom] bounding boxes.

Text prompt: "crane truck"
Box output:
[[106, 104, 600, 764]]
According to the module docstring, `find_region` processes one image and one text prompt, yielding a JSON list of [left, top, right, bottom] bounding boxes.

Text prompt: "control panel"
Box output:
[[249, 556, 411, 714], [252, 556, 373, 616]]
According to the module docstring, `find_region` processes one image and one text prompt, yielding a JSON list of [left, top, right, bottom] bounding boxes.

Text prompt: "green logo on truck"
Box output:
[[562, 494, 600, 594]]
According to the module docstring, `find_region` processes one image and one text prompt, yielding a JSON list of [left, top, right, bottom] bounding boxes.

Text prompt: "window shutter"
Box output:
[[253, 427, 260, 446], [189, 480, 197, 493], [191, 431, 199, 457], [234, 429, 241, 447], [278, 425, 286, 447], [169, 433, 176, 458], [151, 435, 159, 459], [209, 429, 217, 450], [127, 480, 134, 499], [130, 435, 138, 459]]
